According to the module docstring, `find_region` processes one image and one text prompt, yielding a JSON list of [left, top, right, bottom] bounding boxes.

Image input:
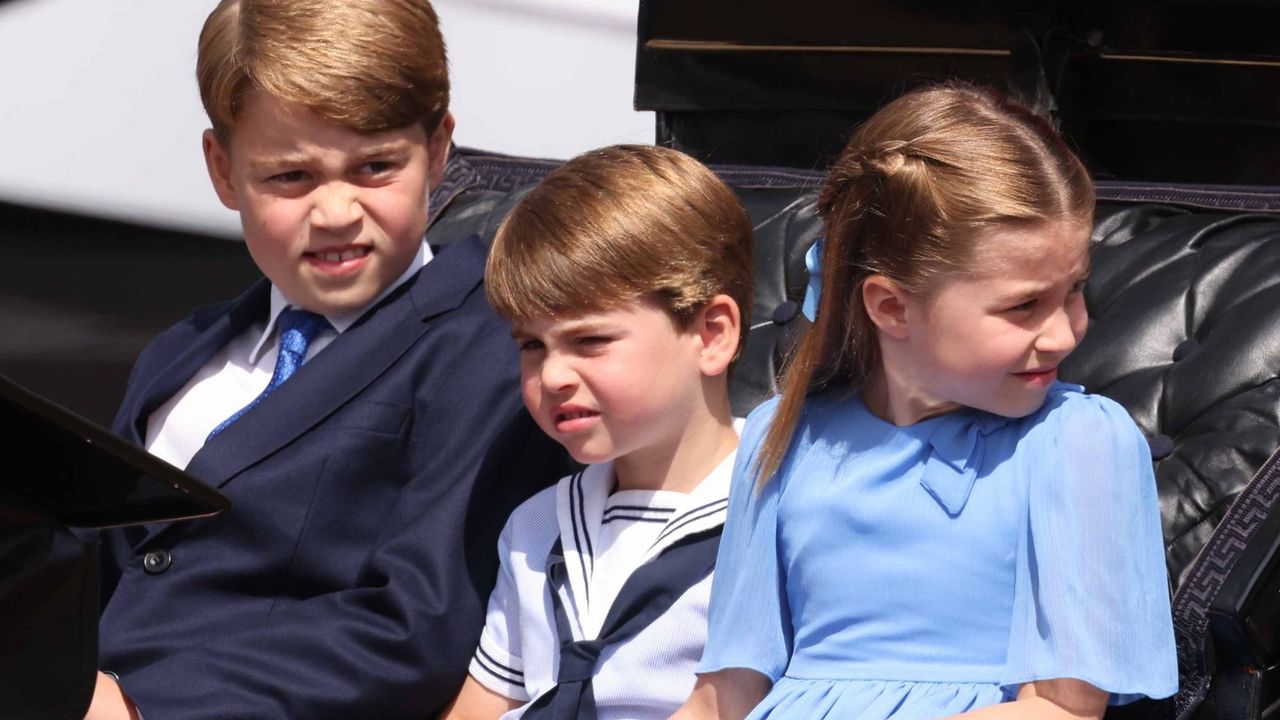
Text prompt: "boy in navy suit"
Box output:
[[85, 1, 563, 718]]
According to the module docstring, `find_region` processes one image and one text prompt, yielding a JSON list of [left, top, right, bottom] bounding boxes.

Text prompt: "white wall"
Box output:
[[439, 0, 654, 160], [0, 0, 652, 237]]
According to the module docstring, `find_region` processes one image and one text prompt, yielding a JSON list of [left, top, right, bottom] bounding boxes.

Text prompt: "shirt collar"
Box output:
[[249, 240, 432, 363]]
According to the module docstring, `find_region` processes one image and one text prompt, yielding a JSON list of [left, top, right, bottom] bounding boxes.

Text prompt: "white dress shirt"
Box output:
[[144, 242, 431, 469]]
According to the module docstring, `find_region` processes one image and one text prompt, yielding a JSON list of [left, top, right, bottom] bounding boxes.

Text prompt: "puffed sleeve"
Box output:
[[468, 515, 530, 701], [698, 398, 794, 681], [1001, 390, 1178, 703]]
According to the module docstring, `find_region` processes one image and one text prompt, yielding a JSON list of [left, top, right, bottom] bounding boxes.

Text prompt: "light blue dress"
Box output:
[[698, 383, 1178, 719]]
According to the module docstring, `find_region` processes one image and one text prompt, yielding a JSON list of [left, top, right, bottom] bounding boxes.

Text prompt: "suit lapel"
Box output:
[[187, 236, 488, 490], [118, 281, 270, 444], [141, 236, 487, 548]]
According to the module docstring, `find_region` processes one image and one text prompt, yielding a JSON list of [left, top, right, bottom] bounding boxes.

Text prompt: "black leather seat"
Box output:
[[428, 147, 1280, 720]]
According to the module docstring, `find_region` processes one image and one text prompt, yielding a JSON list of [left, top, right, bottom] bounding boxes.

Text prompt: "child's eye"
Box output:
[[1005, 299, 1036, 313], [1069, 278, 1089, 294], [358, 160, 399, 176], [268, 170, 307, 184], [517, 339, 544, 352], [358, 158, 401, 178], [577, 336, 612, 350]]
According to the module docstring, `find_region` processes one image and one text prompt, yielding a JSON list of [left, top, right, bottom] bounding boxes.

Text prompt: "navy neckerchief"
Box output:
[[522, 526, 722, 720]]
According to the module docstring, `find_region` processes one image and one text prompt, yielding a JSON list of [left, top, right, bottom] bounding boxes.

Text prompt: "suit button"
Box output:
[[143, 550, 172, 575]]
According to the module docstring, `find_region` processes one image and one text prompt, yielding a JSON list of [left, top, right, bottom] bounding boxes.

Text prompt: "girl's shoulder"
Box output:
[[739, 395, 782, 454], [742, 394, 783, 430], [1027, 382, 1143, 437], [1015, 382, 1152, 471], [740, 391, 867, 448]]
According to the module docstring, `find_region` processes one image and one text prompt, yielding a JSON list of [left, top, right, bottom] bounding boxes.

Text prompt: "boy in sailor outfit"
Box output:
[[441, 145, 756, 720]]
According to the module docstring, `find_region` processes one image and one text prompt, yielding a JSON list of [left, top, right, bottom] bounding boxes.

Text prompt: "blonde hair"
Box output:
[[485, 145, 755, 360], [757, 82, 1094, 484], [197, 0, 449, 143]]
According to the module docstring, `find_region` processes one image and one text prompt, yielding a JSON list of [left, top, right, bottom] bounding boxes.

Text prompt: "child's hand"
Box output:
[[941, 678, 1108, 720], [669, 669, 772, 720], [1014, 678, 1108, 720], [84, 672, 140, 720], [439, 676, 521, 720]]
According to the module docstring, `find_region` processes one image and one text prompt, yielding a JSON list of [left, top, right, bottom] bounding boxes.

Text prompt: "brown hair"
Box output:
[[756, 82, 1094, 484], [486, 144, 755, 359], [197, 0, 449, 143]]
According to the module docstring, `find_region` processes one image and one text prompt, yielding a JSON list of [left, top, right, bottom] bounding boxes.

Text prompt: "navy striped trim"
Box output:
[[569, 471, 592, 604], [603, 504, 675, 515], [474, 646, 524, 687], [654, 499, 729, 546], [601, 515, 671, 525]]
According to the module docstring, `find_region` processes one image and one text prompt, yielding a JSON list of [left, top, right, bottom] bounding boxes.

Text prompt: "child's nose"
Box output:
[[539, 353, 578, 393], [310, 183, 363, 229], [1037, 303, 1086, 355]]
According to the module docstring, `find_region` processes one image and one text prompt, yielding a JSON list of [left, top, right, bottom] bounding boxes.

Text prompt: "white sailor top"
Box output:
[[468, 451, 735, 720]]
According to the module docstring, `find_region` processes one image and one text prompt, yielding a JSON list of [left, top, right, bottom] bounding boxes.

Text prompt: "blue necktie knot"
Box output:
[[207, 308, 331, 440], [268, 309, 331, 394]]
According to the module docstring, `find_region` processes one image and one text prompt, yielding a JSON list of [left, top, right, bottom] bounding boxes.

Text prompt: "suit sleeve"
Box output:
[[109, 302, 566, 720]]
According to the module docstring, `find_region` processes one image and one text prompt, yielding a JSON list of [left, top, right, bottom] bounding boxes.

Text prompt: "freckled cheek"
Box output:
[[519, 369, 542, 411], [245, 198, 311, 247], [371, 189, 429, 239]]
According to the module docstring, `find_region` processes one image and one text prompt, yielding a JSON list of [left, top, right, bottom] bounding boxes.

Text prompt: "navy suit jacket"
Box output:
[[99, 236, 566, 719]]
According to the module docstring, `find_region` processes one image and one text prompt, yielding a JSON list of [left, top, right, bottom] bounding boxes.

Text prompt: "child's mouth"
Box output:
[[1014, 368, 1057, 386], [305, 246, 372, 273], [315, 247, 370, 262], [554, 409, 599, 432]]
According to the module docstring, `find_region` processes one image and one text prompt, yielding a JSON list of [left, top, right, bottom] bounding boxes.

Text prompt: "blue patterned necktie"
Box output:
[[207, 309, 331, 440]]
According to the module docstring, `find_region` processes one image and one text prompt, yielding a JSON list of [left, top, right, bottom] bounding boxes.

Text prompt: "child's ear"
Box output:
[[202, 129, 239, 211], [425, 112, 456, 191], [693, 294, 742, 377], [863, 275, 912, 340]]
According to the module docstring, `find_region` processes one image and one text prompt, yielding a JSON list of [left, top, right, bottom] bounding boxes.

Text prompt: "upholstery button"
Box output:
[[142, 549, 172, 575], [1173, 339, 1199, 361], [772, 300, 801, 325], [1148, 434, 1175, 461]]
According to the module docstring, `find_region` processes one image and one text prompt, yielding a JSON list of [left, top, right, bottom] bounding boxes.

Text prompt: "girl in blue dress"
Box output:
[[671, 83, 1178, 720]]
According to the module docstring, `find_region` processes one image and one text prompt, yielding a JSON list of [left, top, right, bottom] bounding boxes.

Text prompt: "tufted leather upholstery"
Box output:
[[427, 148, 1280, 720]]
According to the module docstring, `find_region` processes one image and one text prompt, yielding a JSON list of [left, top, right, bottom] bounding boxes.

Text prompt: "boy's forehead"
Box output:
[[512, 310, 611, 335], [510, 297, 676, 337], [226, 89, 428, 156], [511, 301, 646, 333]]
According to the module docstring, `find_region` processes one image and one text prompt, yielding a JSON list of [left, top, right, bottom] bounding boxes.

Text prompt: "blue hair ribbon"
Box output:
[[801, 239, 823, 322]]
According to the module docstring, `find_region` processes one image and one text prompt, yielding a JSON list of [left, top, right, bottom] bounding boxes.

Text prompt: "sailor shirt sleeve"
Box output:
[[468, 518, 530, 701]]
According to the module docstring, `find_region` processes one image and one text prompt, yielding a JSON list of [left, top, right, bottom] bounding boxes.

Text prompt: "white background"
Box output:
[[0, 0, 652, 237]]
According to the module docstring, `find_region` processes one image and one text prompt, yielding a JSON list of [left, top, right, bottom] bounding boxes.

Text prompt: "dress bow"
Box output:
[[920, 413, 1010, 517]]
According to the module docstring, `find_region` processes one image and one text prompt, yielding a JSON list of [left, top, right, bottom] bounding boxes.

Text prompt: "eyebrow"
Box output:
[[554, 320, 615, 335], [246, 142, 411, 172], [510, 319, 614, 340], [992, 265, 1093, 300], [247, 153, 311, 172], [352, 142, 411, 160]]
